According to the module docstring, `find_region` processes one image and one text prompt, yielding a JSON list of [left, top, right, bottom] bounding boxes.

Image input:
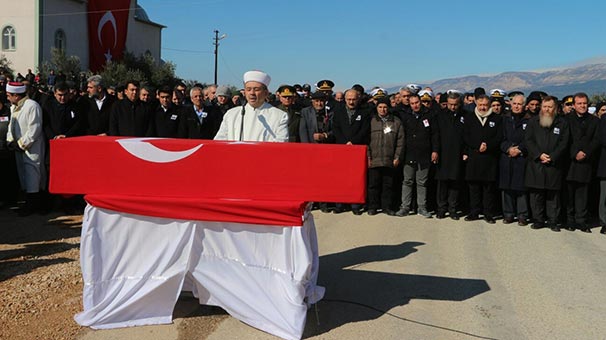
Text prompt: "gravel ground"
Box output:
[[0, 209, 84, 340], [0, 207, 228, 340]]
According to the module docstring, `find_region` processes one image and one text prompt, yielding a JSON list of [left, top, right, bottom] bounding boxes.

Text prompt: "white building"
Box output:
[[0, 0, 164, 75]]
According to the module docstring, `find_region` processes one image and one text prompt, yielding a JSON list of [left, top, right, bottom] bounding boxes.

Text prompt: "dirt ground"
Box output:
[[0, 207, 84, 340], [0, 206, 231, 340]]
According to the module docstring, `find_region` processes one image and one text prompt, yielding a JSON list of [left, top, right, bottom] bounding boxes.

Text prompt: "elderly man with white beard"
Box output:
[[524, 96, 570, 231]]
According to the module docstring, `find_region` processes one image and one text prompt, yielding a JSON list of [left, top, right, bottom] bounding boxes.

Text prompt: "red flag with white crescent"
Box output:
[[88, 0, 131, 72]]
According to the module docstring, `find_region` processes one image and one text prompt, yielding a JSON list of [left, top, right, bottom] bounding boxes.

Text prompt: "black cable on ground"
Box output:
[[320, 298, 499, 340]]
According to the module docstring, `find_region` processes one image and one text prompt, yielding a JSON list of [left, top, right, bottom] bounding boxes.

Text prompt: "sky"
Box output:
[[141, 0, 606, 91]]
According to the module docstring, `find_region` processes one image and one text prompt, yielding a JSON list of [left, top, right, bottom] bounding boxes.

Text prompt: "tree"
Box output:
[[103, 51, 177, 89], [38, 48, 82, 83], [98, 61, 146, 89], [590, 93, 606, 105], [183, 79, 207, 89], [0, 54, 14, 77]]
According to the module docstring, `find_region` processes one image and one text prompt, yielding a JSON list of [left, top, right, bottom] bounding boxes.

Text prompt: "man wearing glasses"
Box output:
[[561, 95, 574, 115]]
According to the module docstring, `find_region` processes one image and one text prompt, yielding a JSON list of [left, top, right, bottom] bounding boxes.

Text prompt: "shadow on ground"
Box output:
[[0, 208, 82, 282], [303, 241, 491, 338], [0, 257, 74, 282], [0, 210, 82, 245]]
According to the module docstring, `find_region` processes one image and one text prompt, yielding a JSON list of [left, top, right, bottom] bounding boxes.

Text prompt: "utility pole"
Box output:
[[213, 30, 226, 85]]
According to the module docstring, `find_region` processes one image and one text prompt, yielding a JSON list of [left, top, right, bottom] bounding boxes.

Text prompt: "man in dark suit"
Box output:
[[597, 114, 606, 235], [463, 94, 502, 224], [332, 88, 370, 214], [109, 80, 154, 137], [525, 96, 570, 231], [84, 75, 115, 136], [565, 92, 599, 232], [435, 92, 466, 220], [152, 86, 180, 138], [499, 94, 531, 226], [42, 82, 83, 141], [178, 86, 221, 140]]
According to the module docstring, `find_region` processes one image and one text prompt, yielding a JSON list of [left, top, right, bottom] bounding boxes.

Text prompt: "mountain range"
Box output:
[[384, 62, 606, 99]]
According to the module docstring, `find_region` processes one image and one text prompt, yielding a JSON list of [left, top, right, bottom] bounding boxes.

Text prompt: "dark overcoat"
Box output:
[[499, 113, 530, 191], [42, 97, 84, 139], [400, 108, 439, 169], [524, 115, 570, 190], [434, 109, 465, 181], [152, 104, 181, 138], [565, 113, 599, 183], [332, 106, 370, 145], [463, 112, 502, 181], [109, 99, 154, 137], [83, 94, 115, 135], [178, 104, 221, 140], [596, 115, 606, 178]]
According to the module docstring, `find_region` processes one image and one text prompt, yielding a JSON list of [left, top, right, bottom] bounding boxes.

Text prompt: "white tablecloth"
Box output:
[[75, 204, 324, 340]]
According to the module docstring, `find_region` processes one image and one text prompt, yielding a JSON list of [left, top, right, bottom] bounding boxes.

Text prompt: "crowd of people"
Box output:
[[2, 67, 606, 236]]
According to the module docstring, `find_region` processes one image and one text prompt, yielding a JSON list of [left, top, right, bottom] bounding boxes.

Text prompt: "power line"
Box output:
[[218, 52, 240, 85], [162, 47, 212, 54]]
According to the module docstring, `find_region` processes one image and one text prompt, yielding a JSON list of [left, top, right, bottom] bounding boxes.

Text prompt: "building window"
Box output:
[[54, 29, 66, 51], [2, 26, 16, 51]]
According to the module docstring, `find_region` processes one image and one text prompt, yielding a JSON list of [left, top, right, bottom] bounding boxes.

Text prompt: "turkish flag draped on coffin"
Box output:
[[88, 0, 131, 72], [49, 137, 367, 225]]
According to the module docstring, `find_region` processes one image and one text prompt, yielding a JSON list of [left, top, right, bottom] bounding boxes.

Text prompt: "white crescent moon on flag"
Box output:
[[117, 138, 203, 163], [97, 11, 118, 48]]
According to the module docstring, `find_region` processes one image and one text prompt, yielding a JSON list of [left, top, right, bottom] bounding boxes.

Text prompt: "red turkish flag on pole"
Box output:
[[88, 0, 131, 72]]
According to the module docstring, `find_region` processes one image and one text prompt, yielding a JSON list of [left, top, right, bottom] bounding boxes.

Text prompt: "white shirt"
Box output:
[[95, 94, 106, 111], [214, 102, 289, 142]]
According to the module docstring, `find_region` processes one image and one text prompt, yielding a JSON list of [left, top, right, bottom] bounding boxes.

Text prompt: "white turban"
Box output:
[[6, 82, 26, 94], [243, 70, 271, 87]]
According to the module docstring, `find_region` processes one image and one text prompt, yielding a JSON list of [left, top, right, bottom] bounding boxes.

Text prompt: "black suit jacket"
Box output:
[[153, 104, 181, 138], [178, 104, 221, 139], [84, 94, 115, 135], [332, 105, 370, 145], [109, 98, 154, 137]]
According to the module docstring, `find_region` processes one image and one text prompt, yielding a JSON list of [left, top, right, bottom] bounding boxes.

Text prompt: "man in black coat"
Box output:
[[109, 80, 154, 137], [42, 82, 83, 141], [499, 94, 531, 226], [463, 94, 502, 224], [396, 94, 439, 218], [524, 96, 570, 231], [564, 92, 599, 232], [42, 82, 85, 213], [152, 86, 180, 138], [597, 115, 606, 234], [178, 86, 221, 140], [0, 99, 19, 207], [435, 92, 465, 220], [332, 88, 370, 214], [83, 75, 115, 136]]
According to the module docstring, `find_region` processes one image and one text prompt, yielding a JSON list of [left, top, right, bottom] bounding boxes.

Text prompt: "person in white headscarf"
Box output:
[[5, 81, 46, 215], [214, 70, 288, 142]]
